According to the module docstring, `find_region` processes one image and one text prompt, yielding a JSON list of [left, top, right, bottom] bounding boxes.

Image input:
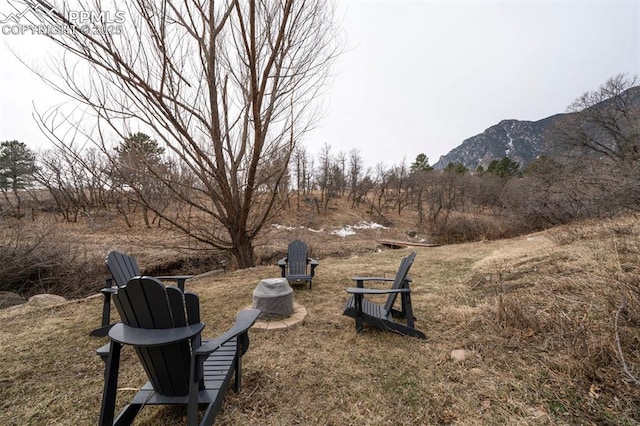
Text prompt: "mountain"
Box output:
[[432, 114, 563, 170], [433, 84, 640, 171]]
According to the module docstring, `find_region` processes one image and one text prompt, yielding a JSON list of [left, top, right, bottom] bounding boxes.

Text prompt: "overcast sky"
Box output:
[[1, 0, 639, 169]]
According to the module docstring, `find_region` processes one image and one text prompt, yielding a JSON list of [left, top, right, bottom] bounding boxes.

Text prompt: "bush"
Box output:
[[0, 220, 104, 299], [428, 211, 531, 244]]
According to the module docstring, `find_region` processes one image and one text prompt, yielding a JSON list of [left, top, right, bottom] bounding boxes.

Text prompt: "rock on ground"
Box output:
[[0, 291, 26, 309], [27, 294, 67, 307]]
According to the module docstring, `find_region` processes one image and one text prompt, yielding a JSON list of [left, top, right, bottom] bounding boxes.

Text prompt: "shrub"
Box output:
[[0, 220, 104, 298]]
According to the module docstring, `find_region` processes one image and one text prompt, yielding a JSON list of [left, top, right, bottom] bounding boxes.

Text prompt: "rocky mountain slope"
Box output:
[[433, 84, 640, 170], [433, 114, 562, 170]]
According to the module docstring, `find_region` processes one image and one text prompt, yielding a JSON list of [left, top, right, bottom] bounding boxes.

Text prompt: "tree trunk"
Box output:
[[142, 207, 150, 228], [232, 232, 256, 269], [12, 185, 22, 217]]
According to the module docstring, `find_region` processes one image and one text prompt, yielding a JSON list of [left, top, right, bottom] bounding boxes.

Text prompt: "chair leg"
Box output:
[[234, 352, 242, 392], [101, 292, 112, 327], [354, 294, 363, 332], [403, 293, 415, 329], [99, 341, 122, 426], [177, 278, 186, 291], [91, 280, 114, 337], [113, 405, 142, 426], [188, 353, 201, 426]]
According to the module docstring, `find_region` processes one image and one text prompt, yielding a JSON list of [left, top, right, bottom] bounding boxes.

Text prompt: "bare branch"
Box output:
[[21, 0, 341, 267]]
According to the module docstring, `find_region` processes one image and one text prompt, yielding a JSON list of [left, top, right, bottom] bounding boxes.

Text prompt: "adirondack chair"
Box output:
[[90, 251, 194, 337], [343, 252, 426, 339], [277, 239, 319, 289], [97, 276, 260, 425]]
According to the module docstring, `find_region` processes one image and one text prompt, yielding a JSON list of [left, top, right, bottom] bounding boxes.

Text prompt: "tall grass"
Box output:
[[469, 218, 640, 422]]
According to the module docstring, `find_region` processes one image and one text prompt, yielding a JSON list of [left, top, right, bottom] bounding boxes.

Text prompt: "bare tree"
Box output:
[[552, 73, 640, 166], [420, 170, 466, 234], [347, 149, 370, 207], [550, 73, 640, 212], [316, 143, 333, 211], [369, 162, 393, 217], [335, 150, 347, 197], [291, 146, 308, 210], [347, 149, 362, 198], [388, 160, 410, 215], [23, 0, 341, 267], [34, 146, 110, 223]]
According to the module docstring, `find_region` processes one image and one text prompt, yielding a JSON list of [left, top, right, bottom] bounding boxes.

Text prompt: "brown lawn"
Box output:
[[1, 211, 639, 424]]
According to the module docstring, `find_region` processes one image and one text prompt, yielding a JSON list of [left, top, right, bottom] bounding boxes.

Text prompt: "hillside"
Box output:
[[433, 85, 640, 170], [432, 114, 562, 170], [1, 215, 638, 424]]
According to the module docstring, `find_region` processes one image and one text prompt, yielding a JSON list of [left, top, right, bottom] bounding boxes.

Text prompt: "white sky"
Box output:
[[1, 0, 639, 169]]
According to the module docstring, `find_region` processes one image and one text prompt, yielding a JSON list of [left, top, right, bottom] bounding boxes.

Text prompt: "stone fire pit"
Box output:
[[252, 278, 294, 320]]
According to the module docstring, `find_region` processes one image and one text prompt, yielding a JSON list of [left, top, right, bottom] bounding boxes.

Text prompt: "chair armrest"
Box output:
[[108, 322, 205, 346], [309, 258, 319, 278], [101, 287, 118, 295], [351, 276, 412, 287], [195, 309, 260, 355], [351, 276, 395, 282], [103, 277, 115, 289], [278, 258, 287, 277], [96, 342, 111, 357], [155, 275, 193, 291], [155, 275, 193, 282], [351, 276, 394, 288], [346, 287, 411, 295]]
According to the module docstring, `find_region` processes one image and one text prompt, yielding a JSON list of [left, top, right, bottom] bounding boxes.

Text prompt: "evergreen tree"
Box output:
[[0, 140, 36, 190], [410, 153, 433, 172], [445, 162, 469, 174], [115, 132, 165, 165], [487, 157, 520, 178], [0, 140, 37, 216]]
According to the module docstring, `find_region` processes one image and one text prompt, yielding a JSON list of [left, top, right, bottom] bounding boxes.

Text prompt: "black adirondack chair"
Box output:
[[277, 239, 319, 289], [343, 252, 426, 339], [97, 276, 260, 425], [90, 251, 194, 337]]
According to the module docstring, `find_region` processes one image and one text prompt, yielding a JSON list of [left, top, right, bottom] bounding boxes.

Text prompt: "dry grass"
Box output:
[[1, 214, 639, 425]]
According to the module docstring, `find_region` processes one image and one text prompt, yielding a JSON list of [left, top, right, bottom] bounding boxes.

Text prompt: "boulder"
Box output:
[[27, 294, 67, 307], [0, 291, 26, 309]]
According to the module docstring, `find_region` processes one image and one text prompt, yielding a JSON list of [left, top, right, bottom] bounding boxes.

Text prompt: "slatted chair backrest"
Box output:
[[113, 276, 196, 396], [382, 252, 416, 314], [106, 251, 141, 287], [287, 239, 310, 276]]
